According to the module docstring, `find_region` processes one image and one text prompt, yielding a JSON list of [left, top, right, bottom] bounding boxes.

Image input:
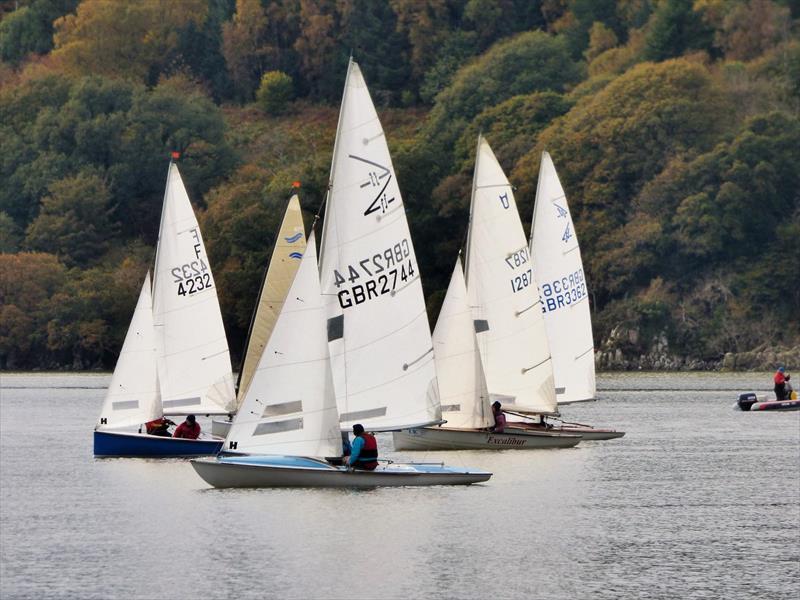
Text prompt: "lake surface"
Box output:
[[1, 372, 798, 599]]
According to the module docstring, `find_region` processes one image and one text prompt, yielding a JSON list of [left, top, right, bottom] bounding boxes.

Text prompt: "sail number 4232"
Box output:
[[171, 259, 212, 296]]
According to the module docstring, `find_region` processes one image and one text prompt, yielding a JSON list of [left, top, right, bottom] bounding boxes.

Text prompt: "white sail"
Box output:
[[433, 258, 493, 429], [225, 233, 341, 457], [465, 136, 557, 415], [152, 161, 236, 416], [530, 152, 596, 403], [319, 59, 440, 431], [97, 272, 161, 429], [237, 195, 306, 405]]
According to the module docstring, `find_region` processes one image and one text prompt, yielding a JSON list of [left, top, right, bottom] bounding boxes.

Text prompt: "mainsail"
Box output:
[[96, 272, 161, 430], [433, 258, 493, 429], [530, 152, 596, 403], [465, 135, 557, 415], [319, 59, 441, 431], [236, 195, 306, 405], [152, 161, 236, 416], [225, 233, 341, 457]]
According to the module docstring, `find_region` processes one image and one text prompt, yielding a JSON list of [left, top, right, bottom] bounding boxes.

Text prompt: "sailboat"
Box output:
[[211, 194, 307, 437], [393, 136, 582, 451], [94, 158, 235, 456], [191, 59, 491, 487], [523, 152, 624, 440]]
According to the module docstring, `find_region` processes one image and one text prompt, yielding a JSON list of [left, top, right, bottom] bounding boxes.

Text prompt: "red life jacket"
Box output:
[[774, 372, 786, 385], [145, 418, 169, 434], [357, 433, 378, 462]]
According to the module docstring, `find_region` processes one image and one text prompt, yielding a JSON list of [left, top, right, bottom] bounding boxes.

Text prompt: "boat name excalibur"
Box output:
[[486, 435, 527, 446]]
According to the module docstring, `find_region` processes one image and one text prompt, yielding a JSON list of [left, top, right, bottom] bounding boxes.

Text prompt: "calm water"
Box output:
[[1, 372, 798, 600]]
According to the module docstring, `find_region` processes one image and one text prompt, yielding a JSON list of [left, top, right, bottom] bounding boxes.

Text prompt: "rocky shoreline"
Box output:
[[596, 325, 798, 371]]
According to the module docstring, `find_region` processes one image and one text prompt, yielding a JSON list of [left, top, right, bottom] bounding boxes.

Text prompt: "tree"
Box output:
[[0, 252, 67, 368], [425, 30, 583, 164], [515, 59, 728, 244], [25, 171, 116, 266], [643, 0, 715, 61], [51, 0, 207, 84], [0, 0, 79, 66], [256, 71, 294, 115]]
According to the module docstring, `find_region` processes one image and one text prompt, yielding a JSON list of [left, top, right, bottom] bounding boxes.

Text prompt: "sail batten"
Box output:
[[530, 152, 596, 404]]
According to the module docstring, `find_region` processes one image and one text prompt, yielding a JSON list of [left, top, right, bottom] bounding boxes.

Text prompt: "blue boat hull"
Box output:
[[94, 430, 223, 457]]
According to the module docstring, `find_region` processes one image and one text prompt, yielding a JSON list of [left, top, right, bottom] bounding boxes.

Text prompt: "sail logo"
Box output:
[[498, 192, 510, 209], [554, 203, 569, 219], [350, 154, 396, 216], [284, 233, 303, 243], [562, 223, 572, 243], [289, 252, 303, 260]]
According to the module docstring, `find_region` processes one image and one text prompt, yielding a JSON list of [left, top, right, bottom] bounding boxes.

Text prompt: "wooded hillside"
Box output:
[[1, 0, 798, 370]]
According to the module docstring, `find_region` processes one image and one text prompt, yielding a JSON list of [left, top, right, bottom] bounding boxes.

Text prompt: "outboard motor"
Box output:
[[737, 393, 758, 411]]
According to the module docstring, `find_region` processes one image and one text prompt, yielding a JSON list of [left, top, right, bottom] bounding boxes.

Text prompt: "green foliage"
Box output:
[[0, 212, 22, 252], [425, 30, 583, 165], [0, 74, 235, 242], [25, 171, 115, 266], [0, 1, 79, 66], [515, 60, 728, 246], [643, 0, 715, 61], [0, 0, 798, 368], [256, 71, 294, 115]]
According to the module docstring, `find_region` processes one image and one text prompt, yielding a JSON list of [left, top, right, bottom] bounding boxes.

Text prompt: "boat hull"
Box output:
[[191, 455, 492, 488], [94, 430, 223, 457], [507, 422, 625, 441], [391, 426, 582, 451], [211, 417, 232, 438], [737, 392, 800, 411]]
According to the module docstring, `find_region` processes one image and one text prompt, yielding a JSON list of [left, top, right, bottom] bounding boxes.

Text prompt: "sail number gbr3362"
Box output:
[[332, 238, 415, 309]]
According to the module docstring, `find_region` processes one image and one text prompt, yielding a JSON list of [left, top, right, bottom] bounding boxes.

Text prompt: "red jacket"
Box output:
[[774, 371, 786, 385], [173, 421, 201, 439]]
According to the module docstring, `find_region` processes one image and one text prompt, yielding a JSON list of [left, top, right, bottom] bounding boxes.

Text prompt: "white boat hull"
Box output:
[[211, 417, 232, 438], [506, 422, 625, 441], [392, 426, 582, 451], [191, 455, 492, 488]]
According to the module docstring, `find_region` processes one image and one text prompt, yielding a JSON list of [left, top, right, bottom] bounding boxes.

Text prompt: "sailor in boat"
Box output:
[[774, 367, 789, 400], [345, 424, 379, 471], [489, 401, 507, 433], [145, 417, 175, 437], [173, 415, 201, 440]]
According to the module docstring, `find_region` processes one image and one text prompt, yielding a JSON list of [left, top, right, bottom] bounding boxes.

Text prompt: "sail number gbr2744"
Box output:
[[332, 238, 415, 309]]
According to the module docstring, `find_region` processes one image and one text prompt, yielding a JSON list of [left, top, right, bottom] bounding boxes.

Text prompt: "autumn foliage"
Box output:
[[0, 0, 798, 369]]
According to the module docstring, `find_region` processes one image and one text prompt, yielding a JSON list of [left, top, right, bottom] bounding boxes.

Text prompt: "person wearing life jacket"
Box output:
[[489, 401, 506, 433], [173, 414, 201, 440], [346, 424, 378, 471], [774, 367, 788, 400], [145, 417, 175, 437]]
